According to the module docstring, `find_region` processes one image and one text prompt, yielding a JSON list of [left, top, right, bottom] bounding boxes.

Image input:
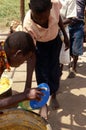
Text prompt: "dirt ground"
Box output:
[[0, 28, 86, 130], [47, 43, 86, 130], [11, 43, 86, 130]]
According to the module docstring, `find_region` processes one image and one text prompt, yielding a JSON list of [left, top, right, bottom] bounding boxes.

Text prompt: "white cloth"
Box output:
[[59, 26, 70, 64], [59, 0, 77, 39], [59, 0, 76, 64], [60, 0, 77, 19], [60, 42, 70, 64]]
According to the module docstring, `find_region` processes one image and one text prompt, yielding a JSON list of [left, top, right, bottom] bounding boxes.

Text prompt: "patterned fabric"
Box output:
[[0, 41, 10, 71]]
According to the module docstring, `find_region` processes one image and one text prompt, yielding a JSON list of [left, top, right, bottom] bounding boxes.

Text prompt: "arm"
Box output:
[[63, 18, 72, 25], [58, 15, 70, 50], [25, 52, 36, 90], [0, 91, 27, 109], [0, 87, 43, 110]]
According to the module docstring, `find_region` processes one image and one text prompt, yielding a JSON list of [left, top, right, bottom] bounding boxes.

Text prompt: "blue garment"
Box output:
[[69, 21, 84, 56], [69, 0, 85, 56], [35, 34, 62, 95]]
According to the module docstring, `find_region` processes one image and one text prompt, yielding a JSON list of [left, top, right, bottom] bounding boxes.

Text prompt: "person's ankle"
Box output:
[[72, 68, 77, 73], [39, 104, 48, 120], [51, 93, 56, 99]]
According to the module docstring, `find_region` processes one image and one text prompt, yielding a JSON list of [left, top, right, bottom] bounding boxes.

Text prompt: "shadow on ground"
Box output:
[[48, 45, 86, 130]]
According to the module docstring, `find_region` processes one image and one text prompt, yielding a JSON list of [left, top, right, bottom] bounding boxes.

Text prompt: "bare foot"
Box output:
[[50, 93, 60, 110], [50, 97, 59, 110], [39, 104, 48, 120], [67, 70, 76, 78]]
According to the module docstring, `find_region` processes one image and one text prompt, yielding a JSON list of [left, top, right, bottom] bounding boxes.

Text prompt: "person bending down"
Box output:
[[0, 31, 43, 110]]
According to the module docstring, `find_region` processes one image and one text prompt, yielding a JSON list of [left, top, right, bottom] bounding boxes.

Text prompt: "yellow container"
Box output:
[[0, 74, 12, 96]]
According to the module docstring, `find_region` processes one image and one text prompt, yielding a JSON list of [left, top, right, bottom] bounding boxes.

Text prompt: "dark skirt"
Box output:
[[35, 34, 62, 95]]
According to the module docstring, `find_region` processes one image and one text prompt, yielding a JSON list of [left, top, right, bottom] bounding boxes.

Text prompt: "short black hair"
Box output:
[[5, 31, 35, 56], [29, 0, 52, 13]]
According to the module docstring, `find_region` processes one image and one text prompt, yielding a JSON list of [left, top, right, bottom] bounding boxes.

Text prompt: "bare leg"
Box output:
[[68, 55, 78, 78], [50, 93, 59, 110], [39, 104, 48, 120], [72, 55, 78, 72]]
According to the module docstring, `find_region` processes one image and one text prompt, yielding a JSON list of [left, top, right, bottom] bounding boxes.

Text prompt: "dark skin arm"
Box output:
[[62, 16, 76, 27], [0, 88, 43, 110], [62, 18, 72, 25], [25, 53, 36, 90], [58, 15, 70, 50]]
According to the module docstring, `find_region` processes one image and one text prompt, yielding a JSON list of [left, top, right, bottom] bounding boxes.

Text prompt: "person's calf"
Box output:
[[73, 55, 78, 72]]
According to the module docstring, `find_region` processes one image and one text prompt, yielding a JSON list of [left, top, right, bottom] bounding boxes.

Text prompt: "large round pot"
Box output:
[[0, 109, 52, 130]]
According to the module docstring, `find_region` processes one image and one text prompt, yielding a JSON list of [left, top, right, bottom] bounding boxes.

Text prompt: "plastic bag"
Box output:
[[60, 43, 70, 64]]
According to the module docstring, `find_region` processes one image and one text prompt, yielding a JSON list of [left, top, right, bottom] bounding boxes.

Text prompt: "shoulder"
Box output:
[[52, 0, 62, 10]]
